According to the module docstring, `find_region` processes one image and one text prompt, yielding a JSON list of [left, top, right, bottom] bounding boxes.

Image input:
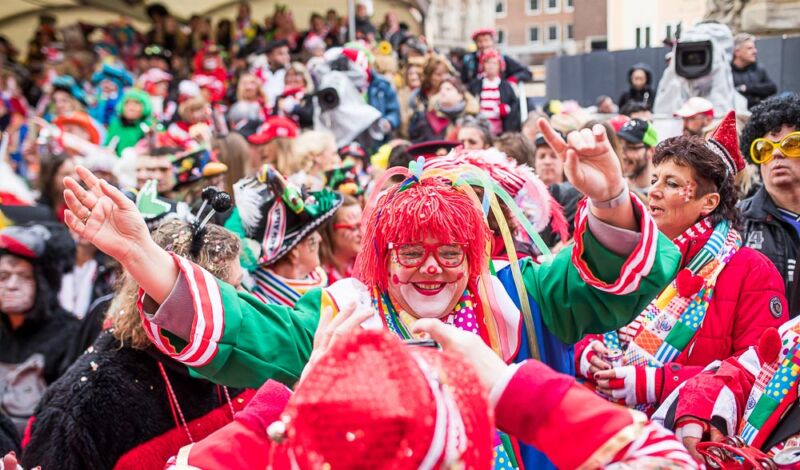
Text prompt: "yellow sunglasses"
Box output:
[[750, 131, 800, 164]]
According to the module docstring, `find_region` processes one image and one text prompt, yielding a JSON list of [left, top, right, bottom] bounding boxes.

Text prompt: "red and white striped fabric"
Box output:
[[478, 77, 505, 135], [571, 194, 658, 295], [137, 253, 225, 368], [606, 422, 701, 469]]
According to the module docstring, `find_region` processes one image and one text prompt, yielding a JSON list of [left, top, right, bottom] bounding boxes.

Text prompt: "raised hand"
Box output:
[[536, 118, 625, 202], [63, 166, 151, 265]]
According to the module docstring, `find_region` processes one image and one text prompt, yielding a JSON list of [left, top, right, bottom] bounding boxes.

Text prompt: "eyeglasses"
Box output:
[[750, 131, 800, 164], [333, 223, 359, 232], [388, 242, 467, 268]]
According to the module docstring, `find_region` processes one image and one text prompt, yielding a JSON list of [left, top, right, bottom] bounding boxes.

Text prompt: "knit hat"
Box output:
[[247, 116, 300, 145], [267, 329, 494, 469], [53, 111, 101, 145], [705, 110, 745, 175], [233, 165, 342, 265], [618, 118, 658, 148]]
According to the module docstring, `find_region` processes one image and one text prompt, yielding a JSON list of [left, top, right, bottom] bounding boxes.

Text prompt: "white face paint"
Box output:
[[0, 256, 36, 315], [397, 281, 462, 319]]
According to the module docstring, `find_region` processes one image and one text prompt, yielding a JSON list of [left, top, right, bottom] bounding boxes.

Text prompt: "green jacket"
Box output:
[[141, 217, 680, 389]]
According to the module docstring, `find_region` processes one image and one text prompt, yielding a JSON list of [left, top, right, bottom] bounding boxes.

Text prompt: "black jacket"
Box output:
[[23, 332, 246, 470], [468, 77, 521, 134], [461, 51, 532, 85], [739, 187, 799, 318], [618, 63, 656, 111], [731, 61, 777, 109]]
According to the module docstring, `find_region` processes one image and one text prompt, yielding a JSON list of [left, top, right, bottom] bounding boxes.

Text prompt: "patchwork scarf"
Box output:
[[740, 321, 800, 449], [251, 266, 328, 307], [604, 219, 742, 368], [372, 288, 520, 470]]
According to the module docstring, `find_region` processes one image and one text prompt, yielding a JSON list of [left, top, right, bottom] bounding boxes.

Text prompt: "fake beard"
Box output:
[[0, 281, 35, 314], [396, 281, 461, 319]]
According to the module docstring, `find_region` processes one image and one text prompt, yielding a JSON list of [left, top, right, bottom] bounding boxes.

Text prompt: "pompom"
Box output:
[[756, 327, 781, 365]]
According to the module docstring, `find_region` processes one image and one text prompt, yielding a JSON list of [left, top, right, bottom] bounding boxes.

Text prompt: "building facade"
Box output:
[[494, 0, 576, 65], [606, 0, 706, 51]]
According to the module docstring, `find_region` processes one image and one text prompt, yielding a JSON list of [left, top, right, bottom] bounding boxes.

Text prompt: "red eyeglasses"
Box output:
[[388, 242, 468, 268]]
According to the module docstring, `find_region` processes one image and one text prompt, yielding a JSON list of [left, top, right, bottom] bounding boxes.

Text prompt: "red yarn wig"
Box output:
[[354, 177, 492, 292]]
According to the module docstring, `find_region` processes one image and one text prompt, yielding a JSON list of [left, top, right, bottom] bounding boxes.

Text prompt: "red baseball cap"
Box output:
[[246, 116, 300, 145]]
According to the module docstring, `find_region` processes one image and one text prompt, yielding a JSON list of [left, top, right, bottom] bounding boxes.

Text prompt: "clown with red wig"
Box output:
[[61, 119, 682, 469]]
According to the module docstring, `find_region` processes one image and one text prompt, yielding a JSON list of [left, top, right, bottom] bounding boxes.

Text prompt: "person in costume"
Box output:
[[576, 112, 788, 414], [61, 116, 680, 469], [468, 48, 521, 136], [230, 165, 342, 306], [461, 28, 532, 86], [654, 315, 800, 465], [22, 218, 253, 470], [104, 88, 154, 156], [89, 63, 134, 127], [167, 307, 697, 469], [0, 223, 78, 435]]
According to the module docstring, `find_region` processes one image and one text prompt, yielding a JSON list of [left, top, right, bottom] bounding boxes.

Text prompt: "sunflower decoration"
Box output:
[[377, 40, 393, 56]]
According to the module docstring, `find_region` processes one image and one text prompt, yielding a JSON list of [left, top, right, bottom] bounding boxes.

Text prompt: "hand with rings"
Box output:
[[62, 166, 152, 265]]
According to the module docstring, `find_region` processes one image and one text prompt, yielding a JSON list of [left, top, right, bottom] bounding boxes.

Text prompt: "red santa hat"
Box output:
[[266, 329, 494, 469], [471, 27, 496, 41], [704, 111, 745, 175], [341, 47, 370, 77]]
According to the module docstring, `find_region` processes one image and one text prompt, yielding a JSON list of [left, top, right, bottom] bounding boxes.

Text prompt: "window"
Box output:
[[635, 26, 652, 48], [546, 0, 559, 12], [529, 26, 540, 43], [566, 23, 574, 40], [666, 24, 672, 41], [564, 0, 574, 10], [527, 0, 540, 14], [497, 29, 506, 44], [495, 0, 506, 16], [548, 24, 559, 42]]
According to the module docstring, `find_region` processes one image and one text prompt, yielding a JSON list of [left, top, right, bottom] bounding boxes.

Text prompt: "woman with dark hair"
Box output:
[[575, 112, 788, 412], [37, 153, 76, 222]]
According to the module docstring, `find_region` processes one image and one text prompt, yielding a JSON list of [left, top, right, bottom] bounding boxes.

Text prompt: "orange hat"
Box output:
[[54, 112, 100, 145]]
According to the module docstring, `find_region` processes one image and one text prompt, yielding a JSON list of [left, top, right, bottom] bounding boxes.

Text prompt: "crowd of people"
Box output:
[[0, 1, 798, 469]]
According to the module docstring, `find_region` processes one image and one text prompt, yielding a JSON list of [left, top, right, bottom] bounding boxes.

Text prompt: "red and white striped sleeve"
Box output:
[[605, 422, 700, 469], [571, 194, 659, 295], [137, 252, 226, 368]]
